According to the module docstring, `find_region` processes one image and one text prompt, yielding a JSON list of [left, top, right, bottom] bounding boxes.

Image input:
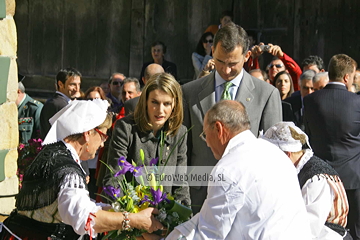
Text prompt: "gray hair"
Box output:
[[18, 82, 25, 93], [122, 77, 141, 93], [300, 69, 316, 82], [313, 72, 328, 83], [206, 100, 250, 133]]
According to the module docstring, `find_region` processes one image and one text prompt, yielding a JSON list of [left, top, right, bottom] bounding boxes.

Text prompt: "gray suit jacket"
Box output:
[[182, 70, 282, 178], [124, 96, 139, 116], [106, 115, 190, 205]]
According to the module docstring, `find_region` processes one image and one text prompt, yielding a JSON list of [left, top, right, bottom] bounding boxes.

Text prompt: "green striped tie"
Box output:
[[221, 82, 233, 100]]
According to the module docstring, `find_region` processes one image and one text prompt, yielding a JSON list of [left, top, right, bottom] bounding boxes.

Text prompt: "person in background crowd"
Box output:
[[39, 67, 82, 139], [107, 72, 126, 114], [313, 72, 329, 91], [182, 23, 282, 214], [204, 10, 233, 35], [124, 64, 164, 116], [140, 41, 177, 83], [302, 55, 325, 73], [99, 81, 110, 95], [16, 78, 43, 144], [192, 32, 214, 79], [284, 70, 315, 130], [303, 54, 360, 239], [249, 43, 302, 90], [262, 122, 351, 240], [0, 100, 162, 240], [274, 71, 294, 100], [113, 77, 142, 121], [249, 68, 269, 83]]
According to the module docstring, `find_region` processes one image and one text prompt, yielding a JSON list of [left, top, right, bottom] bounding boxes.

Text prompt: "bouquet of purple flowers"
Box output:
[[102, 131, 192, 239]]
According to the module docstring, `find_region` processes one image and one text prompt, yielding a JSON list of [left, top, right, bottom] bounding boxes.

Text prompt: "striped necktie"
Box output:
[[221, 81, 233, 100]]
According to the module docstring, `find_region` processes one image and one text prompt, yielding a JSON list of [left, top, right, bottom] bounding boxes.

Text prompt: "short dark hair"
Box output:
[[213, 22, 249, 55], [151, 41, 167, 54], [56, 68, 81, 89], [220, 10, 233, 20], [328, 54, 357, 82], [195, 32, 214, 56], [301, 55, 324, 71]]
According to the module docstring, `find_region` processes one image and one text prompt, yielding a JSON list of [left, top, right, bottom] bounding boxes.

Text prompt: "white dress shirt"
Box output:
[[167, 130, 311, 239], [214, 69, 244, 102]]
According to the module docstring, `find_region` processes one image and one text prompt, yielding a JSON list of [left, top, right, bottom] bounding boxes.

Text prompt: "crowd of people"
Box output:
[[1, 10, 360, 240]]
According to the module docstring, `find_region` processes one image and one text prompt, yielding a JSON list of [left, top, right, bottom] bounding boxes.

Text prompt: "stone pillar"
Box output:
[[0, 0, 19, 222]]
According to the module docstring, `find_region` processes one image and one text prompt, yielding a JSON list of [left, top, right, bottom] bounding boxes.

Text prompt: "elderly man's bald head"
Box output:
[[143, 64, 164, 84]]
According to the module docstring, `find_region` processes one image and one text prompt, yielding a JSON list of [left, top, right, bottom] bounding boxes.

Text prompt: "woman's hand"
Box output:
[[130, 208, 163, 233]]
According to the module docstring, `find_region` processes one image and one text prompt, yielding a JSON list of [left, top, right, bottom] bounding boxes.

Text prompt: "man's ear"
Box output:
[[215, 121, 229, 144], [343, 73, 350, 84], [244, 50, 251, 62], [58, 80, 64, 90]]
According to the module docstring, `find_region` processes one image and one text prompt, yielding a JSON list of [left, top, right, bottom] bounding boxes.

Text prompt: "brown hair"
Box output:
[[328, 54, 357, 82], [134, 73, 183, 136], [84, 86, 107, 100]]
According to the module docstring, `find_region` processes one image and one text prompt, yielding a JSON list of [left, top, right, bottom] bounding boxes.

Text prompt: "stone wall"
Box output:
[[0, 0, 18, 222]]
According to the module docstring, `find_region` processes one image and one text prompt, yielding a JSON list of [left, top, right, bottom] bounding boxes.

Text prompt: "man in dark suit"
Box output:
[[124, 64, 164, 116], [303, 54, 360, 239], [39, 68, 82, 139], [182, 23, 282, 214], [284, 69, 315, 130]]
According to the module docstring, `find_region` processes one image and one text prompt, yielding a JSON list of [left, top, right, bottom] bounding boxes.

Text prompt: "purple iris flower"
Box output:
[[141, 187, 168, 205], [115, 156, 143, 177], [149, 157, 159, 166], [103, 185, 121, 200]]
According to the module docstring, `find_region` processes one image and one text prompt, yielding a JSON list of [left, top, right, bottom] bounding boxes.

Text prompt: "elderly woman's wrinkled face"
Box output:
[[147, 89, 174, 134], [80, 127, 108, 160]]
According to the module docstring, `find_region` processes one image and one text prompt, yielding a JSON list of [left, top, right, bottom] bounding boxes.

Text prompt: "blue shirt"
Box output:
[[214, 69, 244, 102]]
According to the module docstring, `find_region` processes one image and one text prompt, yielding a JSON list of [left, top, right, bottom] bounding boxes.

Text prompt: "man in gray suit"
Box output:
[[182, 23, 282, 213]]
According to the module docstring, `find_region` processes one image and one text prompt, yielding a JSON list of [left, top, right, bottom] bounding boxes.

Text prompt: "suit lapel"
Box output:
[[236, 71, 254, 109], [198, 73, 216, 118]]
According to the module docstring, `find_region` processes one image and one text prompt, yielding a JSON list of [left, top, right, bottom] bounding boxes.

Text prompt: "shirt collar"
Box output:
[[56, 91, 71, 103], [215, 69, 244, 88], [327, 81, 346, 87]]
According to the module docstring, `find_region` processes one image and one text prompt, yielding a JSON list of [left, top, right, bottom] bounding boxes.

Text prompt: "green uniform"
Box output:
[[18, 94, 43, 144]]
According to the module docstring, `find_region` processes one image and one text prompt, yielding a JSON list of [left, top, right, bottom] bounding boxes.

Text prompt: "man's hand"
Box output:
[[250, 42, 265, 59], [267, 43, 284, 58], [203, 58, 215, 72], [129, 208, 163, 233]]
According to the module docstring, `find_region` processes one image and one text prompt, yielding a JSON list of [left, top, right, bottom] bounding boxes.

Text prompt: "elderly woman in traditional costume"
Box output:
[[262, 122, 351, 240], [0, 99, 162, 240]]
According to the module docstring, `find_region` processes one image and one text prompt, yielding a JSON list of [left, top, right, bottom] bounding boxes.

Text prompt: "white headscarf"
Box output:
[[43, 99, 108, 145], [260, 121, 311, 152]]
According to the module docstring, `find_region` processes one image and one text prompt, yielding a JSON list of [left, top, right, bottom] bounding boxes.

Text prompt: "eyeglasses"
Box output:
[[203, 40, 213, 43], [94, 128, 108, 142], [199, 131, 207, 142], [269, 64, 284, 69], [112, 81, 123, 86]]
